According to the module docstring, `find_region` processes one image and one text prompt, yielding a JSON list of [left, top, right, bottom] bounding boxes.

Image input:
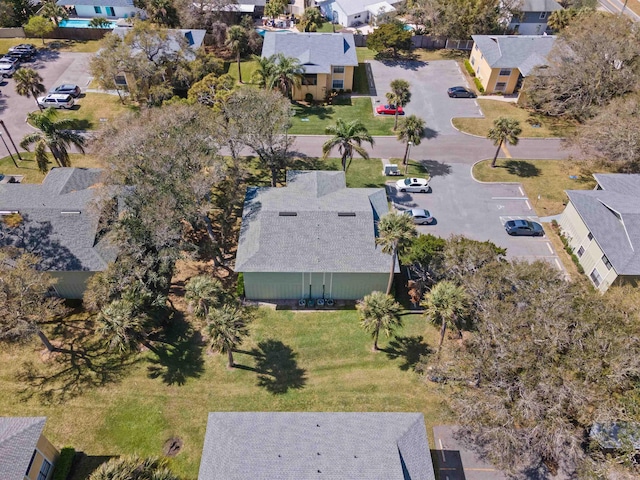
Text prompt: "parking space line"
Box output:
[[546, 242, 553, 254], [554, 258, 562, 271], [438, 439, 446, 462], [518, 186, 524, 196], [525, 200, 531, 210]]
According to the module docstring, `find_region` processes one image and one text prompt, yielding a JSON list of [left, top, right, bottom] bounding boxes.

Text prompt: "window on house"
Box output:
[[332, 79, 344, 89], [302, 74, 317, 85], [588, 232, 593, 240], [480, 54, 484, 60], [333, 66, 344, 74], [590, 268, 602, 287], [476, 67, 480, 75], [354, 14, 360, 19], [114, 74, 127, 86], [540, 12, 547, 19], [499, 68, 511, 76], [475, 44, 479, 51], [602, 255, 612, 270], [495, 82, 507, 91], [37, 460, 52, 480], [577, 246, 585, 257], [470, 57, 475, 66], [26, 450, 37, 476], [94, 6, 102, 13]]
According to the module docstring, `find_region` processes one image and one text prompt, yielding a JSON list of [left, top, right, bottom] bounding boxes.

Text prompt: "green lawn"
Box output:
[[224, 58, 260, 84], [472, 158, 598, 216], [0, 152, 103, 183], [44, 93, 135, 130], [0, 37, 101, 55], [289, 97, 395, 135], [353, 63, 369, 94], [0, 309, 452, 479], [453, 99, 576, 138]]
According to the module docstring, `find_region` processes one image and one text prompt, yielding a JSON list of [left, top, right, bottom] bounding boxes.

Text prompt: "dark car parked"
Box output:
[[50, 84, 82, 98], [505, 219, 544, 237], [447, 86, 476, 98]]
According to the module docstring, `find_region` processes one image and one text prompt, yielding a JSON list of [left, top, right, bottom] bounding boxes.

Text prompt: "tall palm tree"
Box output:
[[185, 275, 225, 319], [20, 108, 86, 173], [421, 280, 469, 354], [40, 1, 68, 27], [269, 53, 304, 99], [89, 455, 179, 480], [13, 68, 46, 111], [357, 291, 403, 351], [386, 79, 411, 130], [397, 114, 426, 174], [96, 299, 148, 353], [207, 304, 252, 368], [226, 25, 248, 84], [487, 117, 522, 167], [547, 9, 573, 33], [251, 54, 277, 88], [322, 119, 374, 172], [376, 212, 416, 295]]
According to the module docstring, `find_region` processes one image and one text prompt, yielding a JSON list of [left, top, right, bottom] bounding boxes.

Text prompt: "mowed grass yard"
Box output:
[[0, 152, 103, 183], [0, 309, 453, 479], [51, 93, 135, 130], [0, 37, 101, 54], [453, 99, 576, 138]]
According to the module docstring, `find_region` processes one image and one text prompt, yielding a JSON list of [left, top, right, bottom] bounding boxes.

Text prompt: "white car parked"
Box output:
[[395, 177, 431, 193], [36, 94, 75, 109], [0, 62, 16, 78], [404, 208, 435, 225]]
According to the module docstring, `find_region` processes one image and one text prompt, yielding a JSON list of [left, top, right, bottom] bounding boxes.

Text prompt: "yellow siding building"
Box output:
[[0, 417, 59, 480], [469, 35, 556, 95], [558, 174, 640, 292]]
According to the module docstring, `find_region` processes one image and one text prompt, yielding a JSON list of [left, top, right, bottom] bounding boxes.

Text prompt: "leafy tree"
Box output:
[[13, 67, 45, 111], [21, 108, 86, 172], [397, 114, 425, 174], [88, 455, 179, 480], [187, 73, 235, 109], [322, 119, 374, 172], [428, 0, 502, 38], [386, 79, 411, 131], [89, 34, 131, 103], [399, 234, 446, 292], [265, 0, 287, 18], [134, 0, 180, 27], [0, 1, 17, 27], [357, 291, 403, 351], [185, 275, 225, 318], [269, 54, 304, 99], [207, 304, 252, 368], [96, 298, 149, 353], [366, 21, 412, 56], [441, 235, 506, 282], [299, 7, 324, 32], [487, 117, 521, 167], [88, 16, 112, 28], [376, 212, 417, 295], [226, 25, 248, 83], [40, 1, 68, 27], [421, 280, 469, 353], [0, 248, 68, 352], [525, 12, 640, 120], [546, 8, 575, 32], [23, 15, 54, 44]]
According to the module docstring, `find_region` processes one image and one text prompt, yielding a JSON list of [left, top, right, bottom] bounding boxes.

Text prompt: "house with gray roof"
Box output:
[[318, 0, 403, 27], [55, 0, 144, 20], [0, 417, 58, 480], [0, 167, 116, 299], [198, 412, 436, 480], [558, 174, 640, 292], [261, 32, 358, 101], [469, 34, 556, 94], [235, 170, 394, 302], [506, 0, 563, 35]]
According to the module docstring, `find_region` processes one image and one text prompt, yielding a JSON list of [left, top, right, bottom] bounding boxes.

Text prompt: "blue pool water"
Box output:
[[256, 28, 290, 37], [59, 18, 119, 29], [403, 24, 415, 31]]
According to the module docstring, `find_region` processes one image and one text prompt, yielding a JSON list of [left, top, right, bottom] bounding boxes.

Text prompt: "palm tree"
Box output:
[[13, 68, 46, 111], [322, 119, 374, 172], [357, 291, 403, 351], [547, 9, 574, 32], [20, 108, 86, 173], [207, 304, 252, 368], [226, 25, 248, 84], [376, 212, 417, 295], [96, 299, 148, 353], [269, 54, 304, 99], [89, 455, 179, 480], [421, 280, 469, 354], [487, 117, 522, 168], [185, 275, 225, 319], [40, 1, 68, 27], [386, 79, 411, 130], [397, 114, 426, 174], [251, 54, 277, 88], [88, 17, 112, 28]]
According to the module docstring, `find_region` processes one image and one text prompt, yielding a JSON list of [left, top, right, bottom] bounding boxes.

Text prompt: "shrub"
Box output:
[[464, 60, 475, 77], [304, 92, 313, 103], [52, 447, 75, 480], [236, 273, 244, 298], [473, 77, 484, 93], [552, 223, 584, 274]]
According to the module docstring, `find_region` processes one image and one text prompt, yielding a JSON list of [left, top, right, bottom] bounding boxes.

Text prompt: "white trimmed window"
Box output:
[[499, 68, 511, 76], [602, 255, 612, 270], [332, 66, 345, 74], [540, 12, 547, 19], [577, 246, 584, 257], [590, 268, 603, 287], [495, 82, 507, 92], [332, 79, 344, 89], [37, 459, 52, 480]]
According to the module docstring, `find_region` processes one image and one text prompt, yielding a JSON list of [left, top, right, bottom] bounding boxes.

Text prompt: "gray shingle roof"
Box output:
[[234, 171, 391, 273], [0, 167, 116, 272], [518, 0, 563, 12], [566, 174, 640, 275], [56, 0, 136, 7], [0, 417, 47, 480], [198, 412, 436, 480], [471, 35, 556, 76], [261, 33, 358, 75]]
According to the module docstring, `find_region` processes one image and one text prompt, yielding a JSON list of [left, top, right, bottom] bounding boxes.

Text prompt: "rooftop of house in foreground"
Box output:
[[198, 412, 436, 480], [0, 417, 47, 480], [234, 170, 391, 274], [471, 34, 557, 75]]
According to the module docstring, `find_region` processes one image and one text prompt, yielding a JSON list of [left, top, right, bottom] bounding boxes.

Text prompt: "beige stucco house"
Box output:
[[261, 32, 358, 101], [0, 417, 59, 480], [558, 174, 640, 292], [469, 35, 556, 94]]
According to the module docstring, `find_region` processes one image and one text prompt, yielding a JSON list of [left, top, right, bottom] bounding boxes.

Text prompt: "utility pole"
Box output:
[[0, 120, 22, 161], [0, 132, 18, 168], [404, 141, 412, 175]]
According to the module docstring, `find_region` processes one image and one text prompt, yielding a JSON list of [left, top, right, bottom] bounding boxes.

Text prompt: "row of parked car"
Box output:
[[0, 43, 37, 78]]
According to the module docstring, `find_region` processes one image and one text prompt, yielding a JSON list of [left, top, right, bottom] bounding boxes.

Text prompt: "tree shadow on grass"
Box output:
[[382, 335, 432, 371], [146, 310, 205, 386], [503, 160, 540, 178]]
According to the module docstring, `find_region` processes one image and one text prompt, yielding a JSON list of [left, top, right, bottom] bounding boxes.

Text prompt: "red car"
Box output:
[[376, 104, 404, 115]]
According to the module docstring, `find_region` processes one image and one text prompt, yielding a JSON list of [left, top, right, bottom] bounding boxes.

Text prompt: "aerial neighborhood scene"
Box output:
[[2, 0, 640, 478]]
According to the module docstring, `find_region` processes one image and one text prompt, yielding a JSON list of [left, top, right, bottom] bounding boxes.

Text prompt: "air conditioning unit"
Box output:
[[316, 298, 325, 306], [383, 164, 401, 176]]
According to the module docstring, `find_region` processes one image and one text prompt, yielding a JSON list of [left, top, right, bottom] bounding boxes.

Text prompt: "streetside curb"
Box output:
[[449, 118, 569, 141], [470, 159, 523, 185], [290, 134, 397, 138]]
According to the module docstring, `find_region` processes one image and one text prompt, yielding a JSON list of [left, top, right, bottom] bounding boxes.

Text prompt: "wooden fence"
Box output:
[[353, 34, 473, 51], [0, 26, 110, 41]]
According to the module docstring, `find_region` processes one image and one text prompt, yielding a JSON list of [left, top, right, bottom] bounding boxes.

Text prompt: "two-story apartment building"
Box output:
[[318, 0, 402, 27], [469, 34, 556, 94], [261, 32, 358, 101], [558, 174, 640, 292], [507, 0, 564, 35]]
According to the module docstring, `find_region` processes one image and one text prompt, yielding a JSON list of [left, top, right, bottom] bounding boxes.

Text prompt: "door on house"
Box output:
[[106, 6, 115, 16]]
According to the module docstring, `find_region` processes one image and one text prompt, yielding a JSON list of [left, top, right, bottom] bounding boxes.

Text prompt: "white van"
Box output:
[[37, 94, 75, 109]]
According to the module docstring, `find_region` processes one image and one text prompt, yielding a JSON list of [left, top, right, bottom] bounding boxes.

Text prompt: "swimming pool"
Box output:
[[59, 18, 119, 28], [255, 28, 290, 37]]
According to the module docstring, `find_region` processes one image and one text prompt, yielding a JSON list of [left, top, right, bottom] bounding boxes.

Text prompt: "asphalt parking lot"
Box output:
[[368, 59, 483, 135], [387, 163, 564, 270]]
